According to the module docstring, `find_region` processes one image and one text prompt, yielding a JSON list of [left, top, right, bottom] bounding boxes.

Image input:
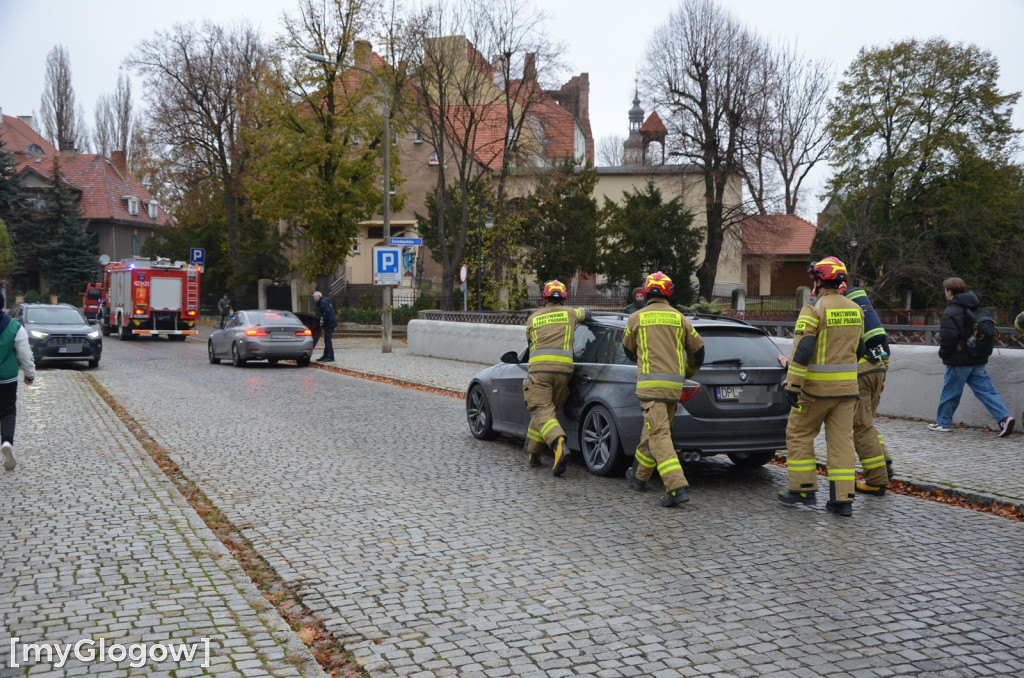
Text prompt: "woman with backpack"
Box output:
[[928, 277, 1014, 437]]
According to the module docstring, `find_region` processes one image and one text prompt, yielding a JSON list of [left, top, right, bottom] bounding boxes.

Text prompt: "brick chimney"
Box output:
[[111, 150, 128, 176], [354, 40, 372, 69], [524, 53, 537, 82]]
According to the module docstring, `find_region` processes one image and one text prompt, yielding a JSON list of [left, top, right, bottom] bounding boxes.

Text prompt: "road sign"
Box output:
[[459, 264, 468, 284], [373, 246, 401, 286], [189, 248, 205, 267], [389, 237, 423, 246]]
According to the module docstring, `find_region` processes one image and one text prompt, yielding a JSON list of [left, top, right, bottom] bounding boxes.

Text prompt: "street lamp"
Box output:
[[477, 215, 493, 311], [305, 51, 393, 353]]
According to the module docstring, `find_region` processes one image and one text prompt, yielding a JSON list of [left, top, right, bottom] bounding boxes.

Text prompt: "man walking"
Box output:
[[523, 280, 590, 476], [313, 291, 337, 363], [0, 293, 37, 471], [928, 277, 1014, 437], [622, 272, 704, 507], [218, 293, 232, 328], [778, 257, 863, 517]]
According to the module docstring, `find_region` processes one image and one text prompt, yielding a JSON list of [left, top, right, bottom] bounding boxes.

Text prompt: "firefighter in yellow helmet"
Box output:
[[621, 272, 705, 507], [778, 257, 864, 517], [523, 280, 591, 476]]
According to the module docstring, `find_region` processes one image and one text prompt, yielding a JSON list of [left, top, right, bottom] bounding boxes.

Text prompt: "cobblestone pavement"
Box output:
[[0, 370, 325, 677], [63, 333, 1024, 677]]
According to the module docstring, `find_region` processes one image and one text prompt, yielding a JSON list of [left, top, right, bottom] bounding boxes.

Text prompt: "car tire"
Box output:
[[168, 334, 187, 342], [117, 317, 132, 341], [296, 356, 311, 367], [727, 450, 778, 468], [87, 358, 99, 369], [466, 384, 498, 440], [101, 316, 111, 336], [580, 405, 627, 476], [208, 341, 220, 364], [268, 358, 279, 365], [231, 342, 246, 367]]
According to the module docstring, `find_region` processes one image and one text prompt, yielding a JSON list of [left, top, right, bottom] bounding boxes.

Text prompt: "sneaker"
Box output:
[[659, 486, 689, 507], [927, 423, 951, 432], [855, 480, 886, 496], [528, 452, 542, 468], [2, 441, 14, 471], [625, 467, 647, 492], [552, 437, 568, 477], [778, 490, 816, 507], [826, 501, 853, 517], [998, 416, 1015, 438]]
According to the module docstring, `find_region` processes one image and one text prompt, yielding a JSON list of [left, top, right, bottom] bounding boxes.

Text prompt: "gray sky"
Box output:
[[1, 0, 1022, 219]]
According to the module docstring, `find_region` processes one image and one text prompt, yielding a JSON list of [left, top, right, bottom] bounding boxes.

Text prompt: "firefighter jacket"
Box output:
[[622, 297, 704, 403], [844, 286, 889, 376], [525, 303, 590, 375], [786, 287, 863, 398]]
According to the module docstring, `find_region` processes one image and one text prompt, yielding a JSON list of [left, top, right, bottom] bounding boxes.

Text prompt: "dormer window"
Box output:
[[147, 201, 159, 219], [124, 196, 139, 216]]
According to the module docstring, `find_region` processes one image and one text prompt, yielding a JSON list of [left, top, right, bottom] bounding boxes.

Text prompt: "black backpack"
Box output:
[[961, 306, 997, 358]]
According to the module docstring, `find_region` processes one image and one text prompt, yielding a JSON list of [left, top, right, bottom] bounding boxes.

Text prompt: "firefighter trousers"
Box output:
[[854, 371, 890, 486], [523, 371, 571, 455], [633, 401, 687, 492], [785, 395, 856, 501]]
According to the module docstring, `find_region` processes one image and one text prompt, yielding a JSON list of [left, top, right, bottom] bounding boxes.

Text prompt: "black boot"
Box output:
[[552, 437, 568, 477], [777, 490, 816, 507], [625, 459, 647, 492], [826, 481, 853, 517], [528, 452, 542, 468], [659, 486, 689, 507], [886, 460, 894, 483]]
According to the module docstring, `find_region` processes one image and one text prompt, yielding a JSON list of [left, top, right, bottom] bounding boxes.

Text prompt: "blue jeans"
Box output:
[[935, 364, 1010, 427]]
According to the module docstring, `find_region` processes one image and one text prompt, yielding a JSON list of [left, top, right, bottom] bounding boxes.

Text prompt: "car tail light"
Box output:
[[679, 381, 701, 402], [296, 328, 312, 336], [245, 328, 268, 337]]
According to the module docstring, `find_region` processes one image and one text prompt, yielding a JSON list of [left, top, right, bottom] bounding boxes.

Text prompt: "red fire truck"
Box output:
[[101, 257, 201, 340]]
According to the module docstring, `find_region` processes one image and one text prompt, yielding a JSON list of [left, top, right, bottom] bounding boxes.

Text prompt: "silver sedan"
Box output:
[[208, 309, 314, 367]]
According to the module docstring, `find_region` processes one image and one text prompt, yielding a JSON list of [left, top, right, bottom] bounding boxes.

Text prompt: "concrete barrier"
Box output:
[[408, 319, 1024, 430]]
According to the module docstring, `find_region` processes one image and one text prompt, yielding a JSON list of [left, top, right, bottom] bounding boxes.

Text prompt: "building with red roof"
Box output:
[[740, 213, 819, 295]]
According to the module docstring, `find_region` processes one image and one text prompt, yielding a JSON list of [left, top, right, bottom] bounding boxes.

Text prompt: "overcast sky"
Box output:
[[1, 0, 1022, 219]]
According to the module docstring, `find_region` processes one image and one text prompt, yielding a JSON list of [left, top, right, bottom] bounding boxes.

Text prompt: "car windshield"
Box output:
[[86, 289, 102, 300], [246, 310, 300, 326], [26, 307, 86, 325]]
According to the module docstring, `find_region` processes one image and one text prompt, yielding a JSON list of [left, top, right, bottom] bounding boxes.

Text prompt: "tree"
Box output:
[[825, 38, 1021, 306], [93, 73, 135, 159], [246, 0, 393, 292], [597, 181, 701, 305], [596, 134, 624, 167], [0, 220, 18, 287], [35, 163, 96, 293], [40, 45, 89, 152], [644, 0, 767, 300], [523, 159, 598, 282]]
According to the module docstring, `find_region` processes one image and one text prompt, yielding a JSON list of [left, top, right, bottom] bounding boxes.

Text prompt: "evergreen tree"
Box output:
[[36, 169, 96, 294]]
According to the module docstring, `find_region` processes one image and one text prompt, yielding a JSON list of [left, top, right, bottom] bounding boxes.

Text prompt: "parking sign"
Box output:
[[373, 246, 401, 286]]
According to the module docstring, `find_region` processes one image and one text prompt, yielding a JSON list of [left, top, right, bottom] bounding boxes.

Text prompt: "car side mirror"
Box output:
[[88, 318, 97, 325], [500, 350, 520, 364]]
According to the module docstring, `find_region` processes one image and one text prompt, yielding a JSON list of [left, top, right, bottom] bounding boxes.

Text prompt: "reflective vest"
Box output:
[[622, 297, 704, 402], [525, 303, 587, 375], [786, 288, 862, 398]]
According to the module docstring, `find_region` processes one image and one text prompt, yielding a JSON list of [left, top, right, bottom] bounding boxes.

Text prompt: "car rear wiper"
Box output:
[[706, 358, 743, 366]]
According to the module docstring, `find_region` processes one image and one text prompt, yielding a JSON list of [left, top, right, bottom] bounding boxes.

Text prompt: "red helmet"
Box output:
[[542, 280, 567, 301], [808, 257, 848, 283], [642, 271, 674, 298]]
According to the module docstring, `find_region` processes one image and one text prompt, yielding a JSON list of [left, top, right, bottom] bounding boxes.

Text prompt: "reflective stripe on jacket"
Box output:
[[786, 288, 862, 398], [622, 298, 704, 402], [525, 304, 587, 374]]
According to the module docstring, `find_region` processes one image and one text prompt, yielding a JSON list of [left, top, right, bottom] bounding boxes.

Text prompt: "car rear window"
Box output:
[[249, 310, 300, 325], [698, 328, 785, 368]]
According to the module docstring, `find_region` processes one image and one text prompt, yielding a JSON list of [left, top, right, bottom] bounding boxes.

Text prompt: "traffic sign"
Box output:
[[373, 246, 401, 286], [459, 264, 468, 284], [389, 237, 423, 246], [189, 247, 205, 267]]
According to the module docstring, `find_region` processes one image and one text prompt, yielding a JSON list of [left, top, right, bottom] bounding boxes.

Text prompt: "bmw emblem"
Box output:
[[739, 371, 748, 382]]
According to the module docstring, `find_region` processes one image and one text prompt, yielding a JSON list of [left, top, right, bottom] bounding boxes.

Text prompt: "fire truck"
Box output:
[[101, 257, 201, 340]]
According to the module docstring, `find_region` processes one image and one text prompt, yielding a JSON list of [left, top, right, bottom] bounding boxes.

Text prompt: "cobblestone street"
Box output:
[[1, 332, 1022, 676]]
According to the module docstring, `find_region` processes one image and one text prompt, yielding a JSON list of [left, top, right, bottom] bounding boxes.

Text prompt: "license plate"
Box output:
[[716, 385, 742, 401], [59, 345, 83, 354]]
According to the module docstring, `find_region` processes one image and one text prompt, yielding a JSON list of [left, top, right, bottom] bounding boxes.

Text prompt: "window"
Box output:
[[413, 131, 423, 144], [125, 196, 139, 216], [351, 241, 361, 255], [132, 234, 140, 255], [147, 201, 159, 219], [367, 226, 384, 240]]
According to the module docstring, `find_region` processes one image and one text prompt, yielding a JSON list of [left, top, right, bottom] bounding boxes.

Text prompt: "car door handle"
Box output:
[[579, 374, 594, 383]]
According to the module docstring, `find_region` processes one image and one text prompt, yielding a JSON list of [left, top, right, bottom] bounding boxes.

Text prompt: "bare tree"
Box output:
[[644, 0, 767, 299], [93, 73, 135, 160], [40, 45, 87, 152], [596, 134, 624, 166]]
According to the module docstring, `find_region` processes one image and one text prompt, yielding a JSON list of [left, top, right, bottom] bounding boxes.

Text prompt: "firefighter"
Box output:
[[523, 280, 591, 476], [845, 284, 894, 495], [621, 272, 704, 507], [778, 257, 864, 517]]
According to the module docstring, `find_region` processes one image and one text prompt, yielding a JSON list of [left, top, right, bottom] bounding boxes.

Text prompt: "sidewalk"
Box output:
[[0, 370, 325, 677], [326, 336, 1024, 509]]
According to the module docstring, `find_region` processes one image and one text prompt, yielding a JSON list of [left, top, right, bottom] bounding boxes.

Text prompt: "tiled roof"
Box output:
[[742, 213, 819, 256], [639, 111, 666, 135], [0, 114, 58, 155], [442, 104, 508, 172], [510, 79, 579, 162], [17, 154, 169, 227]]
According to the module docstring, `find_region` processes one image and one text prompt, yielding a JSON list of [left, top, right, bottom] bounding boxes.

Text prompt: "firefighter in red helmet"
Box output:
[[778, 257, 865, 517], [523, 280, 591, 476], [621, 272, 705, 507]]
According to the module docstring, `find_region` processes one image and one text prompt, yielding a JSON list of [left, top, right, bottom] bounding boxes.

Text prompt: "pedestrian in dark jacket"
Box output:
[[313, 291, 337, 363], [929, 277, 1014, 437], [0, 293, 37, 471]]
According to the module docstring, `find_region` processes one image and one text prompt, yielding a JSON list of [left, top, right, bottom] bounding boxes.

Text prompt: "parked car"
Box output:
[[465, 312, 790, 476], [82, 282, 104, 321], [208, 309, 314, 367], [13, 303, 102, 368]]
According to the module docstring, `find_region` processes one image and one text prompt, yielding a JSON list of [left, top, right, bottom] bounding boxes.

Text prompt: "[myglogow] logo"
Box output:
[[8, 636, 211, 669]]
